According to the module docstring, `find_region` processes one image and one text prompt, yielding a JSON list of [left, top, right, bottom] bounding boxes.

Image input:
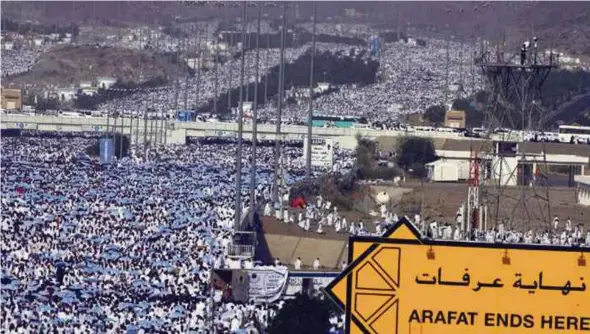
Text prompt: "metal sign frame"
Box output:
[[325, 218, 590, 334]]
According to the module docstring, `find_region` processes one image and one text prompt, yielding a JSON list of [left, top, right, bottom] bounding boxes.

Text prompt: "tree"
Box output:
[[35, 98, 60, 111], [396, 137, 437, 176], [354, 134, 374, 170], [423, 104, 446, 125], [267, 294, 336, 334]]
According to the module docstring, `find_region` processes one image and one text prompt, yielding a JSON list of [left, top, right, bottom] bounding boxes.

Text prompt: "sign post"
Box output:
[[303, 136, 334, 170], [99, 138, 114, 164], [325, 218, 590, 334]]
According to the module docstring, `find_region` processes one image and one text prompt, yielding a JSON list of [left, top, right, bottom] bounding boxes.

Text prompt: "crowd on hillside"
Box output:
[[98, 45, 308, 117], [0, 48, 46, 78], [98, 42, 367, 118], [95, 28, 482, 125], [254, 37, 482, 122]]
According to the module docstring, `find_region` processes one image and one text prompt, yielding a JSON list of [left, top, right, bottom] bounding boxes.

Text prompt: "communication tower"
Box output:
[[474, 33, 558, 231]]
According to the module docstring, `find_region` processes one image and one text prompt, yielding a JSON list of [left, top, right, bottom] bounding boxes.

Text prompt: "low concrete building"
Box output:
[[426, 159, 460, 182], [79, 81, 93, 89], [80, 87, 98, 96], [445, 110, 466, 129], [97, 77, 117, 90], [57, 88, 77, 102], [1, 88, 23, 110], [576, 175, 590, 206]]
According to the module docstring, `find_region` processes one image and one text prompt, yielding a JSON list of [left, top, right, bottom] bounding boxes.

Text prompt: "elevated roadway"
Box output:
[[1, 114, 485, 149]]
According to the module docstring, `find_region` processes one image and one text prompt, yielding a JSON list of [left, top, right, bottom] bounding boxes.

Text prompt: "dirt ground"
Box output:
[[393, 182, 590, 231], [260, 181, 589, 239], [261, 207, 376, 241], [4, 45, 178, 89]]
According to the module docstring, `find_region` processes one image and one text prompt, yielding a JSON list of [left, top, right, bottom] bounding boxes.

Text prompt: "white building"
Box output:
[[426, 159, 460, 182], [576, 175, 590, 206], [79, 81, 93, 89], [80, 87, 98, 96], [97, 77, 117, 90], [57, 88, 77, 102], [2, 41, 14, 50]]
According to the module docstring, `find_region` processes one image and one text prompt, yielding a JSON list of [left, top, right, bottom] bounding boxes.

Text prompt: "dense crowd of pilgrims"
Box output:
[[3, 20, 480, 126], [1, 132, 356, 333], [2, 15, 588, 333], [2, 130, 588, 332]]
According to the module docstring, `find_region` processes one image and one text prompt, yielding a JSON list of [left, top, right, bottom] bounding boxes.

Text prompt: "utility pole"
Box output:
[[154, 100, 160, 145], [183, 37, 188, 111], [106, 90, 111, 135], [195, 28, 201, 113], [228, 14, 234, 112], [143, 105, 148, 160], [135, 104, 140, 145], [471, 36, 476, 95], [118, 107, 124, 159], [213, 27, 219, 115], [234, 2, 247, 229], [249, 4, 262, 227], [174, 35, 180, 118], [112, 108, 117, 144], [264, 33, 270, 103], [246, 31, 251, 102], [459, 42, 464, 100], [444, 36, 450, 106], [305, 2, 316, 178], [272, 3, 287, 203], [129, 100, 134, 145]]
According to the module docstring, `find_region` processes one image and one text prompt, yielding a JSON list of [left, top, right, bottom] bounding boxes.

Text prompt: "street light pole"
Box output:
[[234, 2, 247, 229], [272, 3, 287, 203], [305, 2, 317, 178], [249, 4, 262, 228]]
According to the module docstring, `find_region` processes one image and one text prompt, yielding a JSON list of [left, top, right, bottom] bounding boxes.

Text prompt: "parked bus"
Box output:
[[558, 125, 590, 144], [58, 111, 83, 118]]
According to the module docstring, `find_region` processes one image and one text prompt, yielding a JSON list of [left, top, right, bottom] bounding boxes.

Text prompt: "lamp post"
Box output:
[[249, 3, 262, 228], [305, 2, 317, 179], [234, 1, 247, 229]]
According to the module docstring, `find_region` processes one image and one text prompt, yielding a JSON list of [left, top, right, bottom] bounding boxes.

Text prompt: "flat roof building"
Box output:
[[1, 88, 23, 110], [445, 110, 466, 129]]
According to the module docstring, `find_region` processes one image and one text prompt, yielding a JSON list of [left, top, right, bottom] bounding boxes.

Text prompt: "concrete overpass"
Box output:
[[1, 114, 479, 149]]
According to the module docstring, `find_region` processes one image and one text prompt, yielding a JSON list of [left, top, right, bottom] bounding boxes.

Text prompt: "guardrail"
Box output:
[[1, 115, 478, 141], [228, 244, 255, 258]]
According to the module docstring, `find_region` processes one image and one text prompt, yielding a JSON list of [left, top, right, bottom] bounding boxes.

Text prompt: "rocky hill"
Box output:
[[3, 45, 181, 89], [3, 1, 590, 55]]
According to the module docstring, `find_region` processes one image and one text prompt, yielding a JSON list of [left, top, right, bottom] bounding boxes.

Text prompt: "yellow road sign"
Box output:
[[325, 218, 590, 334]]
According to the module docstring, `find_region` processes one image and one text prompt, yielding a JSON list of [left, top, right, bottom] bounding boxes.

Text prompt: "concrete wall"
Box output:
[[1, 115, 473, 149], [264, 234, 347, 269]]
